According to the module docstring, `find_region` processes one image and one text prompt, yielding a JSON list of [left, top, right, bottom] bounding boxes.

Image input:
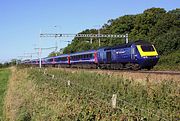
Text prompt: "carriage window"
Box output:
[[48, 59, 53, 62], [83, 54, 86, 59], [55, 58, 60, 62], [62, 57, 67, 61], [72, 56, 74, 60], [90, 54, 94, 58], [55, 57, 67, 61], [84, 54, 86, 58], [141, 45, 154, 52]]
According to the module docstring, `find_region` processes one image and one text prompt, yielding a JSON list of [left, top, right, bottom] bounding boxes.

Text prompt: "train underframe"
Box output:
[[45, 63, 143, 70], [98, 62, 142, 70], [30, 62, 153, 71]]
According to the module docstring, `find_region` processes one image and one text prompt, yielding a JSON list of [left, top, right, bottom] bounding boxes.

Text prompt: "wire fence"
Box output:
[[34, 68, 172, 121]]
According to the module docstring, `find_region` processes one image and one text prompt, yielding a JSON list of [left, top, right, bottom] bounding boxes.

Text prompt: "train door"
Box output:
[[131, 46, 135, 60], [68, 56, 70, 65], [106, 51, 111, 63]]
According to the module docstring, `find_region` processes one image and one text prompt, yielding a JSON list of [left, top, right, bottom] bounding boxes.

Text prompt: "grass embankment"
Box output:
[[0, 68, 10, 120], [4, 67, 180, 120]]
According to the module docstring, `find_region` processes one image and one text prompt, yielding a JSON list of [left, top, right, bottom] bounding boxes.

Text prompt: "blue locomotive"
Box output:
[[96, 40, 159, 70], [27, 40, 159, 70]]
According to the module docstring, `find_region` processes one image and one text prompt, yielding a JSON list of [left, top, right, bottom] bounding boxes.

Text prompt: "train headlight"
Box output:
[[143, 56, 148, 58]]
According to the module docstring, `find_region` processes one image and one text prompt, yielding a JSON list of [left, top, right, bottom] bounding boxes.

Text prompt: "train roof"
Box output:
[[41, 50, 96, 60], [31, 59, 39, 61], [53, 54, 69, 58], [43, 54, 68, 60], [70, 49, 96, 56], [100, 40, 152, 51]]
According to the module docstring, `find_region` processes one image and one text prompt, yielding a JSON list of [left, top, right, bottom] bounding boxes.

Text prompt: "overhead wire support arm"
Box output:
[[40, 33, 128, 46], [18, 55, 33, 58], [40, 33, 127, 38], [24, 52, 39, 60], [34, 46, 57, 50]]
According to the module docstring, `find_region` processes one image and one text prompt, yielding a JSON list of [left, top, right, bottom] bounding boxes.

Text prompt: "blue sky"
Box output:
[[0, 0, 179, 62]]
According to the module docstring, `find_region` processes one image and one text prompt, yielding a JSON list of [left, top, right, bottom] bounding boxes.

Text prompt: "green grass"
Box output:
[[0, 69, 10, 120], [25, 68, 179, 120], [6, 67, 179, 120], [153, 64, 180, 71]]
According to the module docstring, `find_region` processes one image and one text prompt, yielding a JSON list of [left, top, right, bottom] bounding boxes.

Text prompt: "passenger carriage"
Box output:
[[69, 50, 97, 68]]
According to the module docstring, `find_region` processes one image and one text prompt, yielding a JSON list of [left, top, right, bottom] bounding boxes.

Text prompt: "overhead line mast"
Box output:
[[34, 46, 57, 68]]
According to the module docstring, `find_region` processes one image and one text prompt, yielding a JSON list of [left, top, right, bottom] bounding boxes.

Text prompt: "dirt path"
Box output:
[[3, 67, 33, 121]]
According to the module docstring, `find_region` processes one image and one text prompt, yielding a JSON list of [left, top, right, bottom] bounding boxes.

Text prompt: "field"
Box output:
[[0, 68, 10, 120], [3, 67, 180, 120]]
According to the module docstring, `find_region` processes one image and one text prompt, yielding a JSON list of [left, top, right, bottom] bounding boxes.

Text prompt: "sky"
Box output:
[[0, 0, 179, 63]]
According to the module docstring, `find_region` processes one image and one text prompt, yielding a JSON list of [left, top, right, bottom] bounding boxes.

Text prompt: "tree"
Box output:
[[154, 28, 180, 55], [48, 51, 57, 57], [55, 7, 180, 57], [0, 63, 3, 68]]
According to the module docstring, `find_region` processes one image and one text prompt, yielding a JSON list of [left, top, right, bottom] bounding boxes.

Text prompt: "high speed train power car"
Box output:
[[23, 40, 159, 70]]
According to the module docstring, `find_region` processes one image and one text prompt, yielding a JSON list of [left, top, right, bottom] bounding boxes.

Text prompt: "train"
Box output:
[[22, 40, 159, 70]]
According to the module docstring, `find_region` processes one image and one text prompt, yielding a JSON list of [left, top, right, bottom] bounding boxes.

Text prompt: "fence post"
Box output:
[[112, 94, 117, 108], [67, 80, 71, 86], [52, 75, 54, 79]]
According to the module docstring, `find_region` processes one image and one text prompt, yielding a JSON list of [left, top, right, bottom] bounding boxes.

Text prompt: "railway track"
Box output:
[[63, 68, 180, 75], [29, 67, 180, 82], [59, 68, 180, 82], [30, 65, 180, 76], [137, 70, 180, 75]]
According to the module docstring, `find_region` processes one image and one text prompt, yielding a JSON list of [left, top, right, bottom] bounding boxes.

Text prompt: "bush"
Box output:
[[154, 50, 180, 70]]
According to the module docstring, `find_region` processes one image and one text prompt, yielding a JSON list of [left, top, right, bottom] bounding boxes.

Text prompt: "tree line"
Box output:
[[0, 59, 17, 68], [58, 8, 180, 56]]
